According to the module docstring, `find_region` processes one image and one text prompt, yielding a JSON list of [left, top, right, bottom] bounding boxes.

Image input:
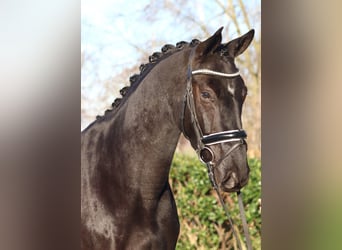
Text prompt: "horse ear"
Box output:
[[195, 27, 223, 57], [223, 29, 255, 58]]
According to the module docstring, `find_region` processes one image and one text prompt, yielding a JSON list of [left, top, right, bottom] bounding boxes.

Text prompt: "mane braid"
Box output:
[[95, 38, 202, 121]]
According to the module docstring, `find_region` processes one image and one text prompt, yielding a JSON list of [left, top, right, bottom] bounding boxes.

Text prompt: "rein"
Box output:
[[181, 49, 252, 250]]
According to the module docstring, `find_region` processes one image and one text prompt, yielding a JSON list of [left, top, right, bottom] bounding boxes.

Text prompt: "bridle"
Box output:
[[180, 49, 253, 250]]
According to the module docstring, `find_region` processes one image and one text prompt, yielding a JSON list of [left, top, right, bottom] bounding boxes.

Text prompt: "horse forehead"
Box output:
[[195, 55, 242, 94], [197, 56, 237, 73], [227, 82, 235, 95], [227, 77, 246, 95]]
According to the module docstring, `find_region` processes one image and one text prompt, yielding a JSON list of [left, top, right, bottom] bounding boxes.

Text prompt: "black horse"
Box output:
[[81, 27, 254, 250]]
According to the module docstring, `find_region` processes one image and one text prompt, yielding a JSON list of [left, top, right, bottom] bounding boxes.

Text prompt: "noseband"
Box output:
[[180, 49, 252, 250]]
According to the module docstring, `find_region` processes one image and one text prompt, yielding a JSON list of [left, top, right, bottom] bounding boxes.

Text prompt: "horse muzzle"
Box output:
[[221, 170, 249, 192]]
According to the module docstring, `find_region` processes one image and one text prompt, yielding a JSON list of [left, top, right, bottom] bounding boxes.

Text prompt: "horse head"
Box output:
[[183, 27, 254, 192]]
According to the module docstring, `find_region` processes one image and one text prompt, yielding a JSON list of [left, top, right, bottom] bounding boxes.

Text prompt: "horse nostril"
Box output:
[[222, 172, 238, 190]]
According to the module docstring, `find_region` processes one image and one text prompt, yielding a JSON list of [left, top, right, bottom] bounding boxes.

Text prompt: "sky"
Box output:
[[82, 0, 259, 78]]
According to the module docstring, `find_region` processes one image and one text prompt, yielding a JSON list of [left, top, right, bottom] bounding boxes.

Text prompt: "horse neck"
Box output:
[[112, 49, 191, 197]]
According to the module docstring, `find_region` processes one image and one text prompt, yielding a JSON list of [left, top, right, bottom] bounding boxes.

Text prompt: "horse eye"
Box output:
[[201, 92, 211, 99]]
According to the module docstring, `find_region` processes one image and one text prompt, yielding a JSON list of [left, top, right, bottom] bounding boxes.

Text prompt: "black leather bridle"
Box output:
[[180, 49, 252, 250]]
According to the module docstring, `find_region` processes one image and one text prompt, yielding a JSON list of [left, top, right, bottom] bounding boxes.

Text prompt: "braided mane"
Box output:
[[95, 38, 201, 120]]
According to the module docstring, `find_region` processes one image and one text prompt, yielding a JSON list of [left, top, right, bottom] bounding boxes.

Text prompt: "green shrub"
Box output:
[[169, 154, 261, 250]]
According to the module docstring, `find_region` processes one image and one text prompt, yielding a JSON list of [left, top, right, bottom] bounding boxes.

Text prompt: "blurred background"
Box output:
[[81, 0, 261, 158]]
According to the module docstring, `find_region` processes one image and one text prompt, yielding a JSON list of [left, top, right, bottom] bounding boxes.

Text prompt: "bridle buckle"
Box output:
[[199, 147, 214, 164]]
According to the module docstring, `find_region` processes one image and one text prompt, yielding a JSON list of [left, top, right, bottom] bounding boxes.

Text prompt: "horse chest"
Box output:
[[82, 185, 179, 250]]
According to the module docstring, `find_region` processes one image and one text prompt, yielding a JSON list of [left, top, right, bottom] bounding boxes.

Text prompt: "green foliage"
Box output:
[[169, 154, 261, 250]]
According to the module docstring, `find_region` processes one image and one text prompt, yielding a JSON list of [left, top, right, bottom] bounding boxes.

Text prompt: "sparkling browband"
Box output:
[[192, 69, 240, 78]]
